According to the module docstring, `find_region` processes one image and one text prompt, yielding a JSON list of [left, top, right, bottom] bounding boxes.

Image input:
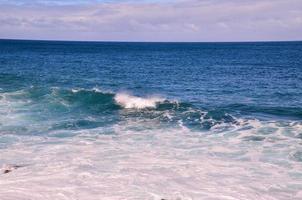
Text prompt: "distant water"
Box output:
[[0, 39, 302, 200]]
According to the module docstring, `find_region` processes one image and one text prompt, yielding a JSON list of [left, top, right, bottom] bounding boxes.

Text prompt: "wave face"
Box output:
[[0, 87, 239, 134], [1, 40, 302, 200]]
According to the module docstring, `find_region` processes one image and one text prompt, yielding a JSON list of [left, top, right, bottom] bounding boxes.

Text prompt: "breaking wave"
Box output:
[[0, 87, 239, 134], [1, 86, 302, 136], [114, 93, 165, 109]]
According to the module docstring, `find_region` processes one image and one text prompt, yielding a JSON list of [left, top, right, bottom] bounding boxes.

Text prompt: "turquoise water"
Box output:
[[0, 40, 302, 199]]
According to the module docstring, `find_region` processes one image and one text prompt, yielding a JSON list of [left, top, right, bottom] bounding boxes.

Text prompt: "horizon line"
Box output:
[[1, 38, 302, 44]]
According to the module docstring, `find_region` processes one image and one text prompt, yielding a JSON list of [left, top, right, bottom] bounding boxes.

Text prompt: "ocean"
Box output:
[[0, 39, 302, 199]]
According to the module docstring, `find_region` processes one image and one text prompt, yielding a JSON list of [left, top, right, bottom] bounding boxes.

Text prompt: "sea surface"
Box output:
[[0, 39, 302, 200]]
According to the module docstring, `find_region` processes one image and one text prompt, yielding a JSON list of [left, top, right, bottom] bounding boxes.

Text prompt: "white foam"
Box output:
[[71, 87, 111, 94], [0, 91, 32, 130], [114, 93, 164, 109], [92, 87, 103, 93], [1, 124, 302, 200], [71, 88, 80, 93]]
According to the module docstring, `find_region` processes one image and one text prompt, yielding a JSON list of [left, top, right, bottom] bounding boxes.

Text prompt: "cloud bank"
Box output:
[[0, 0, 301, 42]]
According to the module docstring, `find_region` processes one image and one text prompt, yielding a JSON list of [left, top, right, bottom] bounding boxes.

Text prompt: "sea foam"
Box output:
[[114, 93, 164, 109]]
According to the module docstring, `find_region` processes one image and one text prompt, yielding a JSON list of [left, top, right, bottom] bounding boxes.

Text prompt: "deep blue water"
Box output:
[[1, 40, 302, 126]]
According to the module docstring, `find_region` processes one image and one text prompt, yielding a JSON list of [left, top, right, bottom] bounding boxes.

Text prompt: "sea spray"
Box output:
[[114, 93, 164, 109]]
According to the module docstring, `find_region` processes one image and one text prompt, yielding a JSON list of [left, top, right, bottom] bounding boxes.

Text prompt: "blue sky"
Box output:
[[0, 0, 301, 42]]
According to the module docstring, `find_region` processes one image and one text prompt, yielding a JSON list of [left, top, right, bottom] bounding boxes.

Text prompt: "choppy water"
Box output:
[[0, 40, 302, 200]]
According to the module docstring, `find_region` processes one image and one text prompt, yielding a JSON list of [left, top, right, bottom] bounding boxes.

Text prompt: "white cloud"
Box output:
[[0, 0, 301, 41]]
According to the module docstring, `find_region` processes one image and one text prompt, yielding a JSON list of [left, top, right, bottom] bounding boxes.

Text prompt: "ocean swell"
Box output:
[[1, 87, 302, 137], [0, 87, 240, 134]]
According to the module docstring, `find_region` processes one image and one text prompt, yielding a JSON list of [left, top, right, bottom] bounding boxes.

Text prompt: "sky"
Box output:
[[0, 0, 301, 42]]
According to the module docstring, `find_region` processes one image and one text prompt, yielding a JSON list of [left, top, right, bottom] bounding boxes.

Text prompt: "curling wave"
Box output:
[[0, 87, 239, 133], [1, 87, 302, 136]]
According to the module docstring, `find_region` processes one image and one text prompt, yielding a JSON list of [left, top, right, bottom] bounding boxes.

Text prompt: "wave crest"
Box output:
[[114, 93, 165, 109]]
